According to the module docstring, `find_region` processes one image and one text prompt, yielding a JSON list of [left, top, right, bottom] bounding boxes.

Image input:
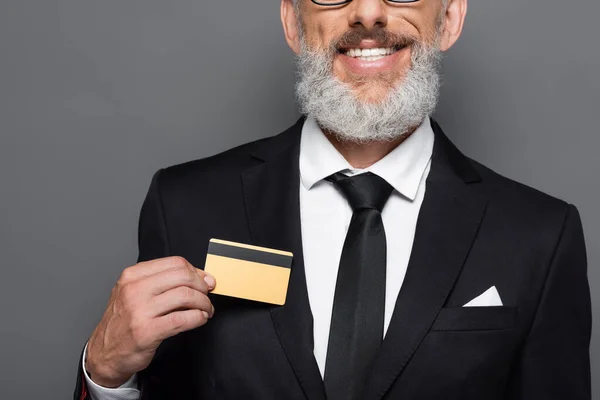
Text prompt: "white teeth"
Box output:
[[357, 55, 384, 61], [344, 47, 395, 60]]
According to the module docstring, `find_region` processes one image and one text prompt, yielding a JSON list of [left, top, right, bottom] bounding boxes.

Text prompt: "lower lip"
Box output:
[[336, 47, 410, 75]]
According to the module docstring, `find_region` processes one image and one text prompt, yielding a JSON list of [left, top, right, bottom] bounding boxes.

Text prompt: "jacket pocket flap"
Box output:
[[431, 306, 517, 331]]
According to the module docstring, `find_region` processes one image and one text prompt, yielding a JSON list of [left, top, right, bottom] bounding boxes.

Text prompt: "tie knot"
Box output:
[[327, 172, 394, 213]]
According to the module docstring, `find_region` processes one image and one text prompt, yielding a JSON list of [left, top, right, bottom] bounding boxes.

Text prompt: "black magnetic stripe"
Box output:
[[208, 241, 292, 269]]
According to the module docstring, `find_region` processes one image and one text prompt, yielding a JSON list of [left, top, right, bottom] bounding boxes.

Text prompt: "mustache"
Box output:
[[330, 28, 418, 52]]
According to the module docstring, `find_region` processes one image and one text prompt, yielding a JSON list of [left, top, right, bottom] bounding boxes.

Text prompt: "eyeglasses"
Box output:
[[311, 0, 420, 6]]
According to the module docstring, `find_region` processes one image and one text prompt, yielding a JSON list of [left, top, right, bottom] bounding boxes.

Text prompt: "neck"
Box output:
[[324, 128, 416, 169]]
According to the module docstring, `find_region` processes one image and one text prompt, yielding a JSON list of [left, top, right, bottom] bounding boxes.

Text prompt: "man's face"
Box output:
[[282, 0, 466, 104]]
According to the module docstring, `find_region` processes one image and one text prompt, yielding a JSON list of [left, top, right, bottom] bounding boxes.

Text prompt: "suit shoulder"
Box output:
[[469, 157, 573, 221], [154, 119, 303, 191], [143, 135, 273, 215], [162, 136, 270, 180]]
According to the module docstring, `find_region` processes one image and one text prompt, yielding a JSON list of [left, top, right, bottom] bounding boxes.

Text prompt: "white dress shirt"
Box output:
[[84, 115, 434, 398], [82, 344, 140, 400]]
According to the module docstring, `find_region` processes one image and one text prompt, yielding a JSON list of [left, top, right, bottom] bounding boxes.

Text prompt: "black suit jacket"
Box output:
[[75, 118, 591, 400]]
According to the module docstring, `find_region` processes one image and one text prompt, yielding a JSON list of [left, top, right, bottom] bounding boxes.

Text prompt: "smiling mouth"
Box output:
[[338, 45, 406, 62]]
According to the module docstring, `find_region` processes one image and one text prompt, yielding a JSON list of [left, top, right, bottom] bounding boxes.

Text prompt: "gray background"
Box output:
[[0, 0, 598, 398]]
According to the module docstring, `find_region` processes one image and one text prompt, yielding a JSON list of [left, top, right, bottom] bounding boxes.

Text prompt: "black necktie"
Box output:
[[323, 172, 394, 400]]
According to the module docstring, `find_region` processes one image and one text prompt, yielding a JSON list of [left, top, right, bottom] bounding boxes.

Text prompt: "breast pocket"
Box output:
[[430, 306, 517, 331]]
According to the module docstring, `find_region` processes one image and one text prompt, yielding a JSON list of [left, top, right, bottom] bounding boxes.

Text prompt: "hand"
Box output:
[[85, 256, 216, 388]]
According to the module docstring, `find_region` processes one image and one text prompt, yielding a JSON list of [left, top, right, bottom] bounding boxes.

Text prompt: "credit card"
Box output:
[[204, 238, 293, 305]]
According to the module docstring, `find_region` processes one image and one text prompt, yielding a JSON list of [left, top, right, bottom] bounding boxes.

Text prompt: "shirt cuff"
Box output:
[[82, 343, 140, 400]]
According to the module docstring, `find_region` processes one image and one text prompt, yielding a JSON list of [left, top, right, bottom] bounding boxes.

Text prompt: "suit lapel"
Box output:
[[241, 117, 327, 400], [361, 120, 488, 400]]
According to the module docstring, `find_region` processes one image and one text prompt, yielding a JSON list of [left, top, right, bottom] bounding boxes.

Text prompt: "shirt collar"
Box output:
[[299, 115, 434, 201]]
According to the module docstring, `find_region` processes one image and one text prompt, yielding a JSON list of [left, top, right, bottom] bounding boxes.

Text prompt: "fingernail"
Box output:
[[204, 274, 216, 289], [202, 311, 209, 320], [210, 305, 215, 318]]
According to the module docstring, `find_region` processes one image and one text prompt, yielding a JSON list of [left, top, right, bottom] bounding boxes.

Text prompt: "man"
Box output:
[[74, 0, 592, 399]]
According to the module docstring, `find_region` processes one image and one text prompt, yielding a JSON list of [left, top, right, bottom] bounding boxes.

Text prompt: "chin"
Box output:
[[347, 78, 400, 104], [353, 89, 391, 104], [334, 65, 409, 105]]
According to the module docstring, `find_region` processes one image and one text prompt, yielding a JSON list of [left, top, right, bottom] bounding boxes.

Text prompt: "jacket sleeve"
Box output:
[[73, 169, 171, 400], [136, 169, 171, 263], [507, 204, 592, 399]]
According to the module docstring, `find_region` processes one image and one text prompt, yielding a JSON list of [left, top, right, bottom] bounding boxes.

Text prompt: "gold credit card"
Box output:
[[204, 238, 293, 305]]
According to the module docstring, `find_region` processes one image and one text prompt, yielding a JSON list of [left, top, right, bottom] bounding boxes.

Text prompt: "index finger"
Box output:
[[121, 256, 196, 282]]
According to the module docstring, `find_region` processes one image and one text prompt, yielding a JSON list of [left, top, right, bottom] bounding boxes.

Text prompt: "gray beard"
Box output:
[[295, 38, 443, 143]]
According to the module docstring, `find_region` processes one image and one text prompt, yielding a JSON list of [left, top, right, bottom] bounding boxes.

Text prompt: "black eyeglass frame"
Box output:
[[310, 0, 420, 6]]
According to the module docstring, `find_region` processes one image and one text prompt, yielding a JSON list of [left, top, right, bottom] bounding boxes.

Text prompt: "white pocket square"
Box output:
[[463, 286, 503, 307]]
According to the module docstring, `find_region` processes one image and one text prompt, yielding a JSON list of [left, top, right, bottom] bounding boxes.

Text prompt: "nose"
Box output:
[[348, 0, 388, 30]]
